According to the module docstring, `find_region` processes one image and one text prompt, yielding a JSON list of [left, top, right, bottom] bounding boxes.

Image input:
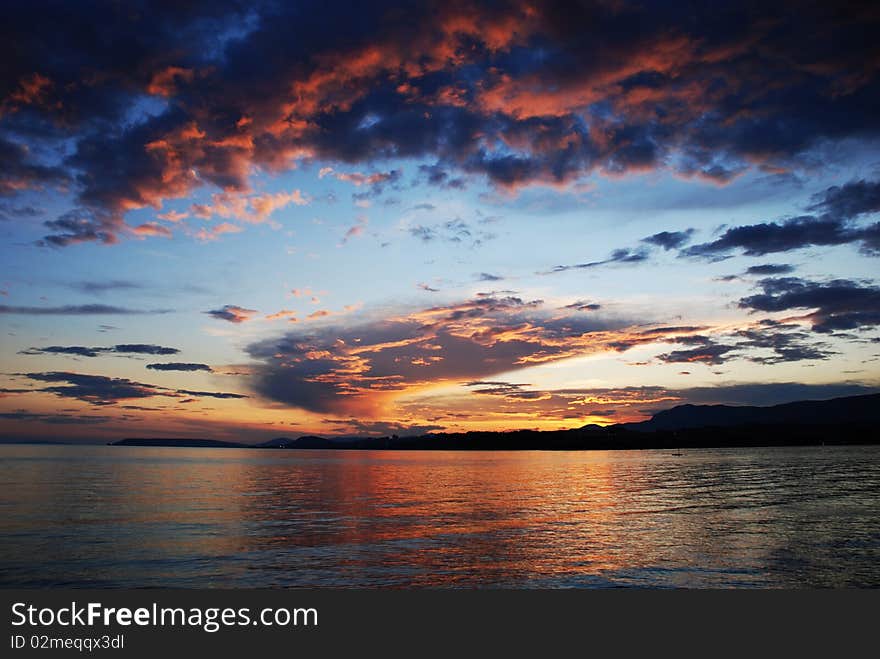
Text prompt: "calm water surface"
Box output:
[[1, 445, 878, 588]]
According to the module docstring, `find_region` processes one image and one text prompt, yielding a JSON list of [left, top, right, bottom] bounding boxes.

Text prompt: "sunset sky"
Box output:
[[1, 0, 879, 442]]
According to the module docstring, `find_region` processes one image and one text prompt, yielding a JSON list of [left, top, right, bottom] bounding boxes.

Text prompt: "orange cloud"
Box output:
[[190, 190, 308, 224], [130, 222, 172, 238], [147, 66, 195, 97], [195, 222, 243, 242], [266, 310, 298, 322]]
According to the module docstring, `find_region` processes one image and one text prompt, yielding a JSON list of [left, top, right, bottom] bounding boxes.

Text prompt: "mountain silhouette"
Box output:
[[111, 393, 879, 451], [622, 393, 880, 431]]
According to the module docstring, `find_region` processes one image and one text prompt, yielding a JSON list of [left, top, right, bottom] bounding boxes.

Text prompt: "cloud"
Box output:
[[194, 221, 243, 241], [0, 305, 172, 315], [739, 276, 880, 333], [20, 346, 105, 358], [191, 190, 308, 224], [656, 338, 739, 366], [417, 164, 465, 189], [23, 344, 181, 357], [0, 202, 42, 222], [0, 137, 68, 196], [402, 380, 880, 426], [174, 389, 247, 399], [465, 380, 550, 400], [245, 294, 651, 415], [157, 210, 189, 222], [131, 222, 173, 238], [38, 209, 119, 247], [205, 305, 257, 323], [685, 179, 880, 258], [807, 179, 880, 219], [111, 344, 180, 355], [146, 362, 213, 372], [265, 309, 298, 321], [334, 169, 402, 200], [22, 372, 173, 405], [16, 371, 245, 405], [408, 218, 494, 247], [744, 264, 795, 276], [477, 272, 504, 282], [684, 215, 860, 258], [547, 226, 699, 274], [69, 280, 144, 295], [641, 229, 695, 250], [0, 411, 112, 425], [340, 215, 368, 244], [562, 300, 602, 311], [8, 2, 878, 244], [655, 317, 838, 366], [547, 247, 650, 274]]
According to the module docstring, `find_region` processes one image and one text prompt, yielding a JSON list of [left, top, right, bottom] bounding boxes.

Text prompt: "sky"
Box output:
[[1, 0, 879, 442]]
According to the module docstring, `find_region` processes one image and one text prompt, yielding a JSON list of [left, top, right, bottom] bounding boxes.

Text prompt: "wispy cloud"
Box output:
[[0, 305, 172, 315]]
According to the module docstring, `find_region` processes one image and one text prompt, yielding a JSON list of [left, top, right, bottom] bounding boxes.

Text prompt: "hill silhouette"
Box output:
[[110, 393, 880, 451]]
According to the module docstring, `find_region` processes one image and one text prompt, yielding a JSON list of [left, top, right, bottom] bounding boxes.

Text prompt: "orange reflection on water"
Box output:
[[1, 445, 879, 587]]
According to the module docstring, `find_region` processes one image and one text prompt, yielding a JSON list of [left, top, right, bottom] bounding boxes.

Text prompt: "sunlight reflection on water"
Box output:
[[1, 445, 878, 587]]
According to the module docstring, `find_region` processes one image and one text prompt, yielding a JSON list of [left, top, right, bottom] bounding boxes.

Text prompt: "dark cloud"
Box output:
[[39, 209, 118, 247], [563, 300, 602, 311], [477, 272, 504, 282], [657, 339, 739, 366], [174, 389, 247, 399], [685, 179, 880, 258], [0, 137, 68, 196], [547, 247, 649, 274], [0, 411, 112, 425], [656, 323, 835, 366], [464, 381, 547, 399], [548, 224, 701, 274], [146, 362, 212, 372], [733, 324, 834, 364], [641, 229, 695, 251], [19, 346, 103, 358], [0, 305, 171, 315], [739, 277, 880, 333], [744, 264, 795, 276], [21, 344, 180, 357], [417, 164, 465, 189], [807, 179, 880, 219], [17, 371, 245, 405], [69, 280, 144, 295], [110, 344, 179, 356], [23, 372, 168, 405], [0, 202, 41, 222], [4, 2, 880, 244], [205, 305, 257, 323], [684, 215, 860, 258]]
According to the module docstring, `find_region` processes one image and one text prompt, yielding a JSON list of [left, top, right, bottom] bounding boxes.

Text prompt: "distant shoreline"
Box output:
[[111, 393, 880, 451], [107, 428, 879, 452], [4, 393, 877, 451]]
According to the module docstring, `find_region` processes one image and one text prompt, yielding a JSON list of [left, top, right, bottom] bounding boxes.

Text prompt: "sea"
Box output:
[[1, 444, 878, 588]]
